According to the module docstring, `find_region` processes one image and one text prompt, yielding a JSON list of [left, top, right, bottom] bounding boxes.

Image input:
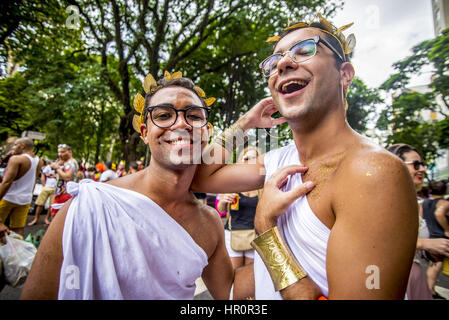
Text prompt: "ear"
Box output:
[[206, 122, 213, 137], [140, 123, 149, 144], [340, 62, 355, 92], [200, 122, 212, 144]]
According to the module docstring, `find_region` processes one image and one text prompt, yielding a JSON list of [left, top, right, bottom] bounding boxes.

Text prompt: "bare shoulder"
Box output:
[[437, 199, 449, 210], [9, 154, 27, 165], [337, 139, 409, 187], [198, 200, 223, 231], [332, 139, 416, 217]]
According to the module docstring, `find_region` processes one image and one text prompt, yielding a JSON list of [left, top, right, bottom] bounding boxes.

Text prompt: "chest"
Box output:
[[301, 159, 343, 229], [163, 203, 218, 259]]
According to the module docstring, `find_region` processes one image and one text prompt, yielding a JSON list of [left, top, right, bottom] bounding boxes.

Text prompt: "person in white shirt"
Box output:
[[0, 138, 43, 237], [21, 73, 253, 300], [99, 161, 118, 182], [28, 161, 57, 226]]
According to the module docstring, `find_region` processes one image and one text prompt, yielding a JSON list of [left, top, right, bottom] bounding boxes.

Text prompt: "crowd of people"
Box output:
[[0, 140, 147, 231], [0, 12, 448, 300]]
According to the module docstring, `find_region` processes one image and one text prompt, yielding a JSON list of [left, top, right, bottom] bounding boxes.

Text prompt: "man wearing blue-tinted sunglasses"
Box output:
[[194, 14, 418, 300]]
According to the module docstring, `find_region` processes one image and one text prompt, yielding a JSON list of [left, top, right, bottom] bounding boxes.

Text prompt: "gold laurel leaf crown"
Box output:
[[133, 70, 216, 137], [266, 13, 356, 61]]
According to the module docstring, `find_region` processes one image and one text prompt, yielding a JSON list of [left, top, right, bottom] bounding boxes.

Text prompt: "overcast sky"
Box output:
[[332, 0, 435, 89]]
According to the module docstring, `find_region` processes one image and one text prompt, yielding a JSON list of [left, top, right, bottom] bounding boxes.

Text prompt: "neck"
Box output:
[[290, 106, 355, 163], [145, 160, 196, 205]]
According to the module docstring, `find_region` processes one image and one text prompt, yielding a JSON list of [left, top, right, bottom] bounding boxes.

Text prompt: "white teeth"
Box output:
[[281, 80, 308, 92], [170, 140, 190, 145]]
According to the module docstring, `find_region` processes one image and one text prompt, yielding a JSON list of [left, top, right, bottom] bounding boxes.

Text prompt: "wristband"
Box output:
[[251, 226, 307, 291], [214, 122, 247, 153]]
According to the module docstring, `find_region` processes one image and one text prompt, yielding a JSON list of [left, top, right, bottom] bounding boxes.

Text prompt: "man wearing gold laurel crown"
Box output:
[[21, 73, 251, 299], [193, 14, 418, 299]]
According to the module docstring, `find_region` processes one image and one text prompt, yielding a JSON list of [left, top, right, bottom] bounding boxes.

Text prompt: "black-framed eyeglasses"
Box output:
[[259, 36, 344, 78], [144, 103, 210, 128], [404, 160, 426, 170]]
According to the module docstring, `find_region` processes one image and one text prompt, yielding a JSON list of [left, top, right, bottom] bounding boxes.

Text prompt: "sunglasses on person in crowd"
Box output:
[[404, 160, 426, 170]]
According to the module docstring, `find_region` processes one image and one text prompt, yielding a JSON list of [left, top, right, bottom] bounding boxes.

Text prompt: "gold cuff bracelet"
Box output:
[[214, 122, 247, 153], [251, 226, 307, 291]]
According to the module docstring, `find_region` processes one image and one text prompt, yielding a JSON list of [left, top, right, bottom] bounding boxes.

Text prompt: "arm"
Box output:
[[326, 153, 418, 299], [51, 161, 74, 181], [36, 159, 44, 180], [200, 210, 234, 300], [0, 156, 20, 200], [253, 165, 322, 300], [435, 202, 449, 238], [40, 172, 47, 187], [20, 199, 71, 299], [192, 98, 285, 194], [216, 193, 237, 214], [201, 208, 256, 300], [417, 238, 449, 258]]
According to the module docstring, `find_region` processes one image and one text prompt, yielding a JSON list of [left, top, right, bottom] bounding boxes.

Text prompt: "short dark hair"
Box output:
[[386, 143, 422, 162], [143, 77, 208, 124], [429, 180, 447, 195], [129, 161, 138, 170]]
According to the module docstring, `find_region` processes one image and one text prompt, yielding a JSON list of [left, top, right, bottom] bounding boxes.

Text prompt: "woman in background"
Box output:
[[387, 144, 449, 299], [216, 146, 261, 269]]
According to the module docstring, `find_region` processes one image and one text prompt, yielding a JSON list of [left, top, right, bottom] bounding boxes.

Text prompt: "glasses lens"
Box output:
[[185, 107, 208, 128], [151, 106, 177, 128], [291, 39, 317, 63], [414, 161, 424, 170], [261, 54, 281, 77]]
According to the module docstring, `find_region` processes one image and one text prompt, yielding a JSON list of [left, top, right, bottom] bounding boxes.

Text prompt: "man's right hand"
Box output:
[[237, 97, 287, 131]]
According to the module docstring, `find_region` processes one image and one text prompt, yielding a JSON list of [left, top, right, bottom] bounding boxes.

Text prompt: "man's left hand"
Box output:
[[254, 165, 314, 234]]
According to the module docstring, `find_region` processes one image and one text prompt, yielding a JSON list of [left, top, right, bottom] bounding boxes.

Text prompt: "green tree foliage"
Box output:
[[64, 0, 340, 161], [377, 29, 449, 165], [1, 0, 343, 163], [346, 77, 383, 134]]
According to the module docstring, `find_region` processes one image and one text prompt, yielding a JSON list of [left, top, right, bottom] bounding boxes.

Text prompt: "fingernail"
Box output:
[[304, 181, 315, 189]]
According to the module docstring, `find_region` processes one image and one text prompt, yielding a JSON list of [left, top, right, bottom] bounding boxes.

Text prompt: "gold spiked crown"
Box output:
[[266, 13, 356, 61], [132, 70, 216, 136]]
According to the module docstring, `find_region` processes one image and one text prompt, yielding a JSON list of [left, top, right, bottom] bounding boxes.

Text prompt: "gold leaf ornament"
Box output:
[[266, 35, 280, 42], [171, 71, 182, 79], [344, 33, 356, 54], [143, 73, 157, 94], [132, 114, 142, 133], [284, 22, 307, 31], [335, 22, 354, 35], [317, 13, 334, 33], [133, 93, 145, 114], [193, 86, 206, 98], [204, 97, 216, 107], [164, 70, 183, 82]]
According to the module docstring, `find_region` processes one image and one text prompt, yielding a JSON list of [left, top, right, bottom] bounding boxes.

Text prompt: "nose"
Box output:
[[276, 52, 298, 76], [170, 112, 192, 131]]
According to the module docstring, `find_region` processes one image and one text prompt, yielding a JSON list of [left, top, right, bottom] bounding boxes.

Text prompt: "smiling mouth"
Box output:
[[168, 139, 192, 145], [280, 79, 310, 94]]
